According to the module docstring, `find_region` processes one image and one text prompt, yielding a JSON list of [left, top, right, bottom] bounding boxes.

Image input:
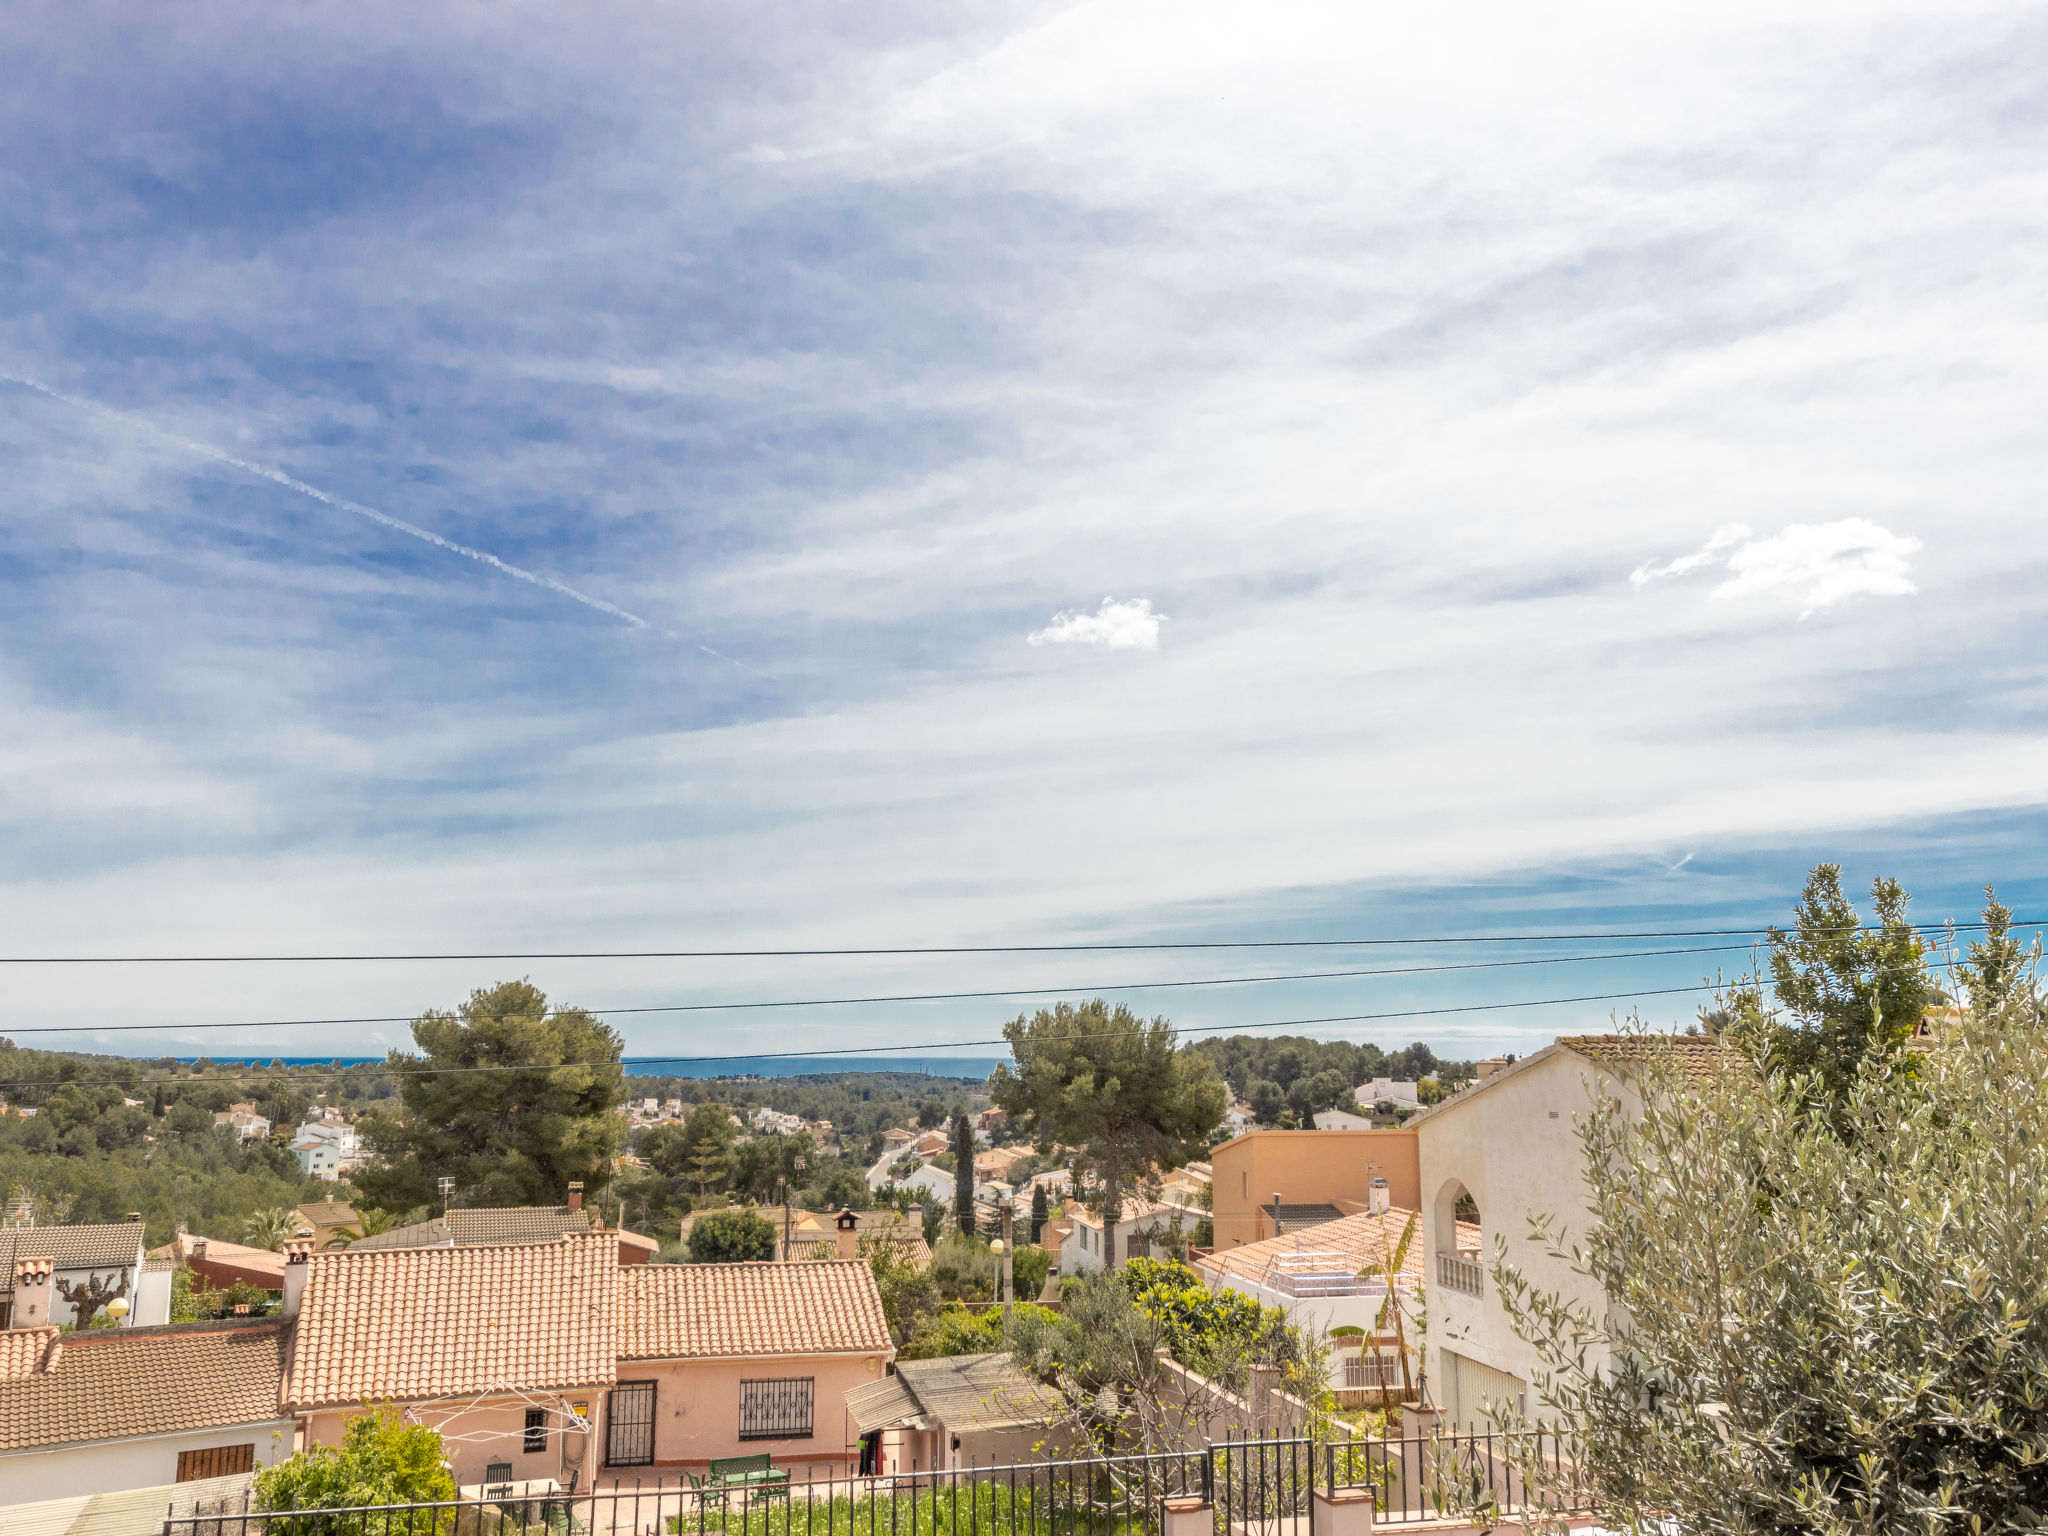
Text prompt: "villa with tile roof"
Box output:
[[0, 1219, 158, 1329], [1411, 1031, 1736, 1426], [279, 1221, 894, 1487], [0, 1316, 294, 1504]]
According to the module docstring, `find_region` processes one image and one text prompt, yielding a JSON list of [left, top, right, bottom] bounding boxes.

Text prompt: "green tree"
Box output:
[[990, 1001, 1227, 1267], [354, 981, 627, 1212], [650, 1103, 736, 1199], [1490, 908, 2048, 1536], [242, 1206, 300, 1251], [255, 1405, 455, 1520], [1029, 1182, 1049, 1243], [950, 1112, 976, 1238], [686, 1207, 775, 1263], [1758, 865, 1932, 1103]]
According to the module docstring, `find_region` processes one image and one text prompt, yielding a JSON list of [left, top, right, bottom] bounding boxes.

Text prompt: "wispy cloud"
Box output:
[[1027, 597, 1165, 649], [1631, 519, 1921, 618]]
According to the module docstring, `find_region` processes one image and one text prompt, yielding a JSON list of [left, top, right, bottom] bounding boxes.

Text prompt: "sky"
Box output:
[[2, 2, 2045, 1067]]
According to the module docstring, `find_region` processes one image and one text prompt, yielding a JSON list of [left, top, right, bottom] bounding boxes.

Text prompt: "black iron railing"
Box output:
[[1323, 1424, 1586, 1524], [162, 1437, 1316, 1536]]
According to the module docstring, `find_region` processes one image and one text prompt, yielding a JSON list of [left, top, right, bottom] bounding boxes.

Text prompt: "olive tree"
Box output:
[[1489, 910, 2048, 1536]]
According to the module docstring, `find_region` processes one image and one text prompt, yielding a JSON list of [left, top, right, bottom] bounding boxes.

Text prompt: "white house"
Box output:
[[1411, 1033, 1729, 1425], [1355, 1079, 1421, 1110], [0, 1219, 161, 1329], [0, 1316, 294, 1503], [1059, 1197, 1176, 1273], [212, 1104, 272, 1141], [891, 1164, 955, 1207], [291, 1118, 362, 1181], [1311, 1108, 1375, 1131]]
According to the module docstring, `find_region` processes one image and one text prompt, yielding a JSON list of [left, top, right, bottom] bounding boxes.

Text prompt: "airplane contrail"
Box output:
[[2, 370, 775, 677]]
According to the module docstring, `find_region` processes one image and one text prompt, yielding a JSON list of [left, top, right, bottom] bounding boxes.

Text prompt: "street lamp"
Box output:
[[106, 1297, 130, 1322]]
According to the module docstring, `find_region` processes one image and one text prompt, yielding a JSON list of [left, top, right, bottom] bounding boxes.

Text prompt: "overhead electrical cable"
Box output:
[[0, 916, 2023, 965], [0, 975, 1907, 1090], [0, 939, 1777, 1036]]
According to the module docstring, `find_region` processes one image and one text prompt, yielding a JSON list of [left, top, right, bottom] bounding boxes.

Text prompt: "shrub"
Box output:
[[686, 1208, 775, 1263], [255, 1405, 454, 1518]]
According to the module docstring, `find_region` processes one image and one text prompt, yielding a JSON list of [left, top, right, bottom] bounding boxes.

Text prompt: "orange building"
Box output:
[[1207, 1129, 1420, 1250]]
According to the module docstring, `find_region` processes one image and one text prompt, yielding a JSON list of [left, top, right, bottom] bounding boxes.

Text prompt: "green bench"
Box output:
[[689, 1454, 791, 1505]]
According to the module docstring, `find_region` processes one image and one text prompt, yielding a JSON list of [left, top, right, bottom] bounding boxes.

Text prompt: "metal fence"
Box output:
[[1324, 1425, 1585, 1525], [163, 1438, 1317, 1536]]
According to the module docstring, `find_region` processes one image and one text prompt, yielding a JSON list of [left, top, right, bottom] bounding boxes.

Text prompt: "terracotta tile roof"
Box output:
[[0, 1326, 61, 1380], [447, 1206, 595, 1245], [787, 1235, 934, 1270], [1198, 1207, 1430, 1290], [618, 1260, 892, 1360], [0, 1319, 288, 1450], [0, 1222, 143, 1289], [1558, 1033, 1736, 1085], [281, 1233, 618, 1411], [340, 1216, 447, 1251], [179, 1236, 289, 1283], [340, 1205, 598, 1252], [1069, 1197, 1174, 1230]]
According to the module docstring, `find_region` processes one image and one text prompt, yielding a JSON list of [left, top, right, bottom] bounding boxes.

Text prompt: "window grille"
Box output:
[[738, 1377, 815, 1441], [523, 1407, 547, 1453]]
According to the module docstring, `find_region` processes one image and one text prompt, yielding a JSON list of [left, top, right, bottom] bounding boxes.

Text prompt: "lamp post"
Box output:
[[992, 1200, 1016, 1344]]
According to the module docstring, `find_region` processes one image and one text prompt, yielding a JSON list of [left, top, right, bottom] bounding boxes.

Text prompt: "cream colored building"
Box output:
[[1411, 1033, 1727, 1426]]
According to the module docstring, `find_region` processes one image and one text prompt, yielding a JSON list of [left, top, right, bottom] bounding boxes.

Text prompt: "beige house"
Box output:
[[612, 1259, 892, 1477], [282, 1233, 619, 1488], [281, 1223, 895, 1487], [1207, 1129, 1420, 1250], [292, 1199, 360, 1248], [1411, 1033, 1729, 1425], [0, 1316, 294, 1503]]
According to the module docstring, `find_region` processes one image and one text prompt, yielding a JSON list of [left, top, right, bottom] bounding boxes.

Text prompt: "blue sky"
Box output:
[[2, 2, 2045, 1065]]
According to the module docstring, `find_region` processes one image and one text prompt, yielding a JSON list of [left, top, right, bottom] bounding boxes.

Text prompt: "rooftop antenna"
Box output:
[[437, 1176, 455, 1217]]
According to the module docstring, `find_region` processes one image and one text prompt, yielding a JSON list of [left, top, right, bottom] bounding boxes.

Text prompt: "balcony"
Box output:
[[1436, 1248, 1485, 1297]]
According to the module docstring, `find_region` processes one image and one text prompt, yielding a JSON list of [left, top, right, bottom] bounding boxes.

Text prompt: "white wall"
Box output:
[[0, 1419, 294, 1505], [1414, 1046, 1618, 1422], [133, 1264, 173, 1327]]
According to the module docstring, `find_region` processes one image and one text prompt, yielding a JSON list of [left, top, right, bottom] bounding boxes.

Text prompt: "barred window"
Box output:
[[738, 1377, 815, 1441], [523, 1408, 547, 1453]]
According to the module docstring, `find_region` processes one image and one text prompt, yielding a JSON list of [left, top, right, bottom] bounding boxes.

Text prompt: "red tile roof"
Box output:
[[0, 1326, 61, 1380], [0, 1319, 288, 1450], [618, 1260, 892, 1360], [281, 1233, 618, 1411]]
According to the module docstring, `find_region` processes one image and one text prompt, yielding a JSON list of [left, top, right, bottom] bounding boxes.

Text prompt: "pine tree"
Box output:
[[1029, 1181, 1049, 1243]]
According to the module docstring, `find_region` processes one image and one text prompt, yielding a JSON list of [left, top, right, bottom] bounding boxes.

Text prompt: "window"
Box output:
[[177, 1444, 255, 1481], [738, 1377, 815, 1441], [1241, 1172, 1248, 1199], [524, 1407, 548, 1453]]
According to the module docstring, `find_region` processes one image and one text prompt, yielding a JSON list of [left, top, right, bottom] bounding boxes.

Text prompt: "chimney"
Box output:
[[566, 1182, 584, 1214], [834, 1207, 860, 1261], [282, 1238, 314, 1319], [905, 1204, 922, 1234], [12, 1256, 53, 1329], [125, 1211, 141, 1225], [190, 1235, 208, 1264], [1368, 1178, 1390, 1217]]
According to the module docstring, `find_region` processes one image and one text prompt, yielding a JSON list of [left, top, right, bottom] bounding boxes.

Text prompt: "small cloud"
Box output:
[[1630, 519, 1920, 619], [1630, 524, 1751, 587], [1027, 596, 1165, 649]]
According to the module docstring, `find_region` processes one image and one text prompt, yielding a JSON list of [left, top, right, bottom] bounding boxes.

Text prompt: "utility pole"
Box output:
[[1000, 1200, 1016, 1344]]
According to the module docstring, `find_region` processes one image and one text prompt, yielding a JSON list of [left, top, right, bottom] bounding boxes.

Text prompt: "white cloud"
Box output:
[[1712, 519, 1922, 617], [1630, 523, 1752, 586], [1631, 519, 1921, 617], [1027, 596, 1165, 649]]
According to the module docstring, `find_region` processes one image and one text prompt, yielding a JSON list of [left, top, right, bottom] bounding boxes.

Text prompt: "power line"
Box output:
[[0, 940, 1773, 1035], [0, 978, 1770, 1089], [0, 917, 2020, 965]]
